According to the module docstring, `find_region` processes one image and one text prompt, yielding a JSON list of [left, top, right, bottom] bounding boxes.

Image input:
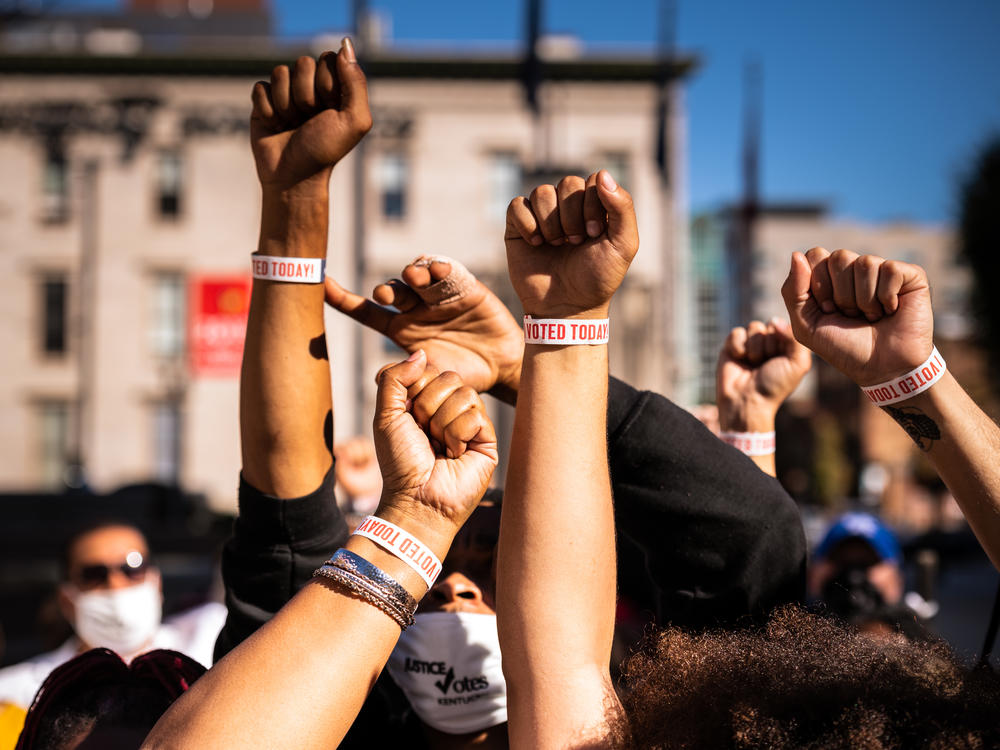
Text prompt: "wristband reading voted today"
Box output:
[[720, 431, 776, 456], [861, 347, 946, 406], [352, 516, 442, 588], [252, 255, 326, 283], [523, 316, 610, 345]]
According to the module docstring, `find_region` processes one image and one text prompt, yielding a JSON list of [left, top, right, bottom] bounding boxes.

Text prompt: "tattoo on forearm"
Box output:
[[883, 405, 941, 452]]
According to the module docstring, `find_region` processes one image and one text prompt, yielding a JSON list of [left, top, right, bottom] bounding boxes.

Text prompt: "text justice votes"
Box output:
[[524, 320, 610, 342]]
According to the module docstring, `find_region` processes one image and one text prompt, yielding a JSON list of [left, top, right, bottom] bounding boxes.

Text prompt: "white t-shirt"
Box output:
[[0, 601, 226, 710]]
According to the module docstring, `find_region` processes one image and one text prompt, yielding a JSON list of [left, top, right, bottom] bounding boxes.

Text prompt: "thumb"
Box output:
[[596, 170, 639, 261], [336, 37, 372, 131], [375, 350, 427, 424], [780, 252, 813, 338]]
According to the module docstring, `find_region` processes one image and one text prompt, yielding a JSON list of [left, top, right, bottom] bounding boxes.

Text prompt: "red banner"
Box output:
[[189, 275, 251, 377]]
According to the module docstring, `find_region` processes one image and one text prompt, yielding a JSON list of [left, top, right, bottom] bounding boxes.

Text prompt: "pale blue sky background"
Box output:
[[64, 0, 1000, 223]]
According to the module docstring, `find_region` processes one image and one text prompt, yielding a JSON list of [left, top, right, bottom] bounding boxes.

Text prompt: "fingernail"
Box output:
[[599, 170, 618, 192], [404, 398, 412, 412], [586, 221, 602, 238], [568, 235, 583, 245], [821, 301, 835, 314], [341, 37, 357, 63], [530, 235, 544, 246], [406, 349, 423, 362], [551, 237, 565, 246]]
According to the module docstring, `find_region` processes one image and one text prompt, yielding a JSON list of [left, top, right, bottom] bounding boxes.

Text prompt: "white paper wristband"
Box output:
[[523, 316, 610, 345], [252, 255, 326, 283], [861, 347, 946, 406], [720, 431, 776, 456], [352, 516, 442, 588]]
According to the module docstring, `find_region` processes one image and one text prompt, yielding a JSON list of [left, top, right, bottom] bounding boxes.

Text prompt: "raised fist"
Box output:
[[505, 170, 638, 319], [781, 248, 933, 386], [250, 39, 372, 194], [717, 318, 811, 431], [373, 351, 498, 543]]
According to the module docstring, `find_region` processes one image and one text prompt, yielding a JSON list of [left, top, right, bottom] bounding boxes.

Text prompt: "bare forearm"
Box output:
[[240, 190, 332, 497], [882, 373, 1000, 569], [499, 345, 616, 681], [143, 530, 433, 750]]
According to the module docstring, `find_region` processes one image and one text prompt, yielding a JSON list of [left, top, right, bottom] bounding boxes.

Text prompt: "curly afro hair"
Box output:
[[616, 605, 1000, 749]]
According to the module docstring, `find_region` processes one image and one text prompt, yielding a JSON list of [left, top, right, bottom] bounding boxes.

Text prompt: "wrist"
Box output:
[[860, 346, 945, 406], [258, 186, 330, 258], [521, 304, 610, 321], [717, 396, 777, 433], [372, 495, 458, 564]]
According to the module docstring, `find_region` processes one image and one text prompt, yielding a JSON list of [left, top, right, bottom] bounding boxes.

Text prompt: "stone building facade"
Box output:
[[0, 25, 694, 510]]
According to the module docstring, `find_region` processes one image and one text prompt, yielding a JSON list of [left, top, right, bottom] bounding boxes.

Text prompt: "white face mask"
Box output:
[[67, 577, 162, 658], [387, 611, 507, 735]]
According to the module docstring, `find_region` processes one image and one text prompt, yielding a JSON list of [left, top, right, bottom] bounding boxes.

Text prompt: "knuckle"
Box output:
[[352, 111, 374, 134], [557, 175, 584, 193], [828, 249, 854, 271], [856, 254, 881, 272], [530, 184, 556, 202]]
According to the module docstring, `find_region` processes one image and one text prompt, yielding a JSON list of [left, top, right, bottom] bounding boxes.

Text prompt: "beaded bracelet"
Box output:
[[312, 549, 417, 630]]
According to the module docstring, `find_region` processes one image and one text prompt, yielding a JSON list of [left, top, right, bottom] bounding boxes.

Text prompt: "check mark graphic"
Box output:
[[434, 667, 455, 695]]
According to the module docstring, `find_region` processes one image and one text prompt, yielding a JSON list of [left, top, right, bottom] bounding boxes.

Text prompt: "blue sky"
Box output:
[[271, 0, 1000, 225], [65, 0, 1000, 224]]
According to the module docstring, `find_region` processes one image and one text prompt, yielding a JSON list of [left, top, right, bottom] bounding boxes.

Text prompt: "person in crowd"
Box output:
[[715, 317, 811, 477], [807, 510, 933, 640], [141, 40, 500, 749], [138, 40, 1000, 747], [14, 648, 204, 750], [781, 248, 1000, 570], [0, 521, 224, 713], [493, 186, 1000, 748], [190, 38, 811, 750]]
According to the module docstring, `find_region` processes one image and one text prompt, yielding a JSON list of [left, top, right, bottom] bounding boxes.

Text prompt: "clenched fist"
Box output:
[[781, 248, 934, 386], [373, 351, 498, 549], [505, 170, 638, 319], [251, 39, 372, 195]]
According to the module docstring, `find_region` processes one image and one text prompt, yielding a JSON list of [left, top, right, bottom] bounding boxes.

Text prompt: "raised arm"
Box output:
[[215, 44, 368, 658], [241, 43, 371, 496], [782, 247, 1000, 569], [144, 353, 498, 750], [329, 256, 806, 627], [497, 171, 637, 747], [716, 318, 811, 476]]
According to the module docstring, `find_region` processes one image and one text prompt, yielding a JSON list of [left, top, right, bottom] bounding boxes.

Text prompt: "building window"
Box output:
[[38, 401, 69, 488], [152, 400, 182, 484], [42, 148, 69, 223], [150, 272, 185, 357], [40, 275, 68, 356], [157, 150, 182, 218], [593, 151, 631, 191], [377, 152, 408, 220], [488, 152, 522, 221]]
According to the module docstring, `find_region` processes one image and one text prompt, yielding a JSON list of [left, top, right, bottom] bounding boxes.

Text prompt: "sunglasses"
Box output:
[[73, 553, 150, 589]]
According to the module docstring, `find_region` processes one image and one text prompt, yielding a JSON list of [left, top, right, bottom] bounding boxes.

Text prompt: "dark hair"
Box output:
[[59, 520, 150, 580], [16, 648, 204, 750], [615, 605, 1000, 749]]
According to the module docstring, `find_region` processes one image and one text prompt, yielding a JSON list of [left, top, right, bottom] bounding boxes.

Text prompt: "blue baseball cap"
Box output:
[[814, 512, 902, 564]]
